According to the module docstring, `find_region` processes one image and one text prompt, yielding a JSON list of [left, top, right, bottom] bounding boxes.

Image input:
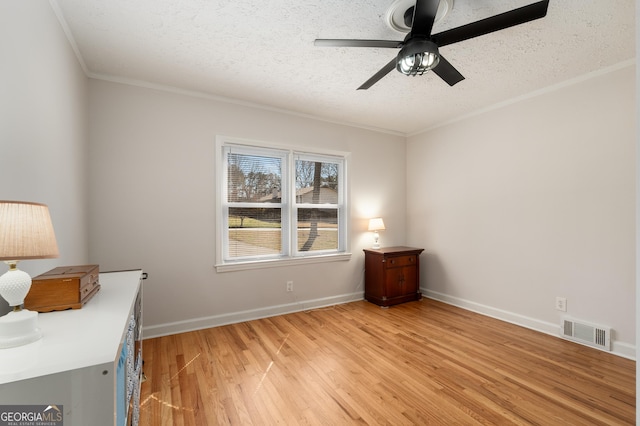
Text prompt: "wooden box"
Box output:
[[24, 265, 100, 312]]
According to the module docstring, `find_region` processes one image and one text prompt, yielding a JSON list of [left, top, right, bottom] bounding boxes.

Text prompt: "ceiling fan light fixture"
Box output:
[[396, 39, 440, 76]]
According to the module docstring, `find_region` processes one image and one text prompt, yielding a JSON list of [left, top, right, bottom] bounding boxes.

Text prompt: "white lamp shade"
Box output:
[[368, 217, 386, 232], [0, 201, 59, 260]]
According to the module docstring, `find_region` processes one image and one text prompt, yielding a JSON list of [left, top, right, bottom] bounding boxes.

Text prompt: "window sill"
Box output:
[[215, 252, 352, 273]]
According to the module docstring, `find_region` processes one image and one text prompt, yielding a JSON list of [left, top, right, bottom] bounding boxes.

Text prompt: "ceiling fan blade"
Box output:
[[357, 59, 397, 90], [314, 39, 403, 48], [431, 0, 549, 47], [411, 0, 441, 37], [432, 55, 464, 86]]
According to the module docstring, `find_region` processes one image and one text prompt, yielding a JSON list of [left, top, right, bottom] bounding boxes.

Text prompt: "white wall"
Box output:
[[0, 1, 89, 313], [635, 0, 639, 419], [87, 80, 407, 336], [407, 64, 636, 358]]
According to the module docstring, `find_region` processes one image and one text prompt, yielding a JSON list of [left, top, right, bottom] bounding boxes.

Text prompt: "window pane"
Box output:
[[219, 140, 348, 266], [228, 153, 282, 203], [295, 159, 339, 204], [228, 207, 281, 258], [297, 208, 338, 252]]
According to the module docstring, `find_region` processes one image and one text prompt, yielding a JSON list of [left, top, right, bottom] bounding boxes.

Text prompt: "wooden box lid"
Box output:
[[34, 264, 99, 280]]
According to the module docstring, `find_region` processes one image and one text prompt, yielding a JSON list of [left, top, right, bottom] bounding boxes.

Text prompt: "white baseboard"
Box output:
[[143, 291, 364, 339], [423, 288, 636, 360], [143, 288, 635, 360]]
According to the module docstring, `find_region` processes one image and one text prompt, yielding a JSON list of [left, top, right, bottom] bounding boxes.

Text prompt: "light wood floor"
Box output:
[[139, 299, 635, 425]]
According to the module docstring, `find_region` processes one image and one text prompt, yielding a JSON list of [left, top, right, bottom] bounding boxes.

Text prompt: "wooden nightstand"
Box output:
[[363, 246, 424, 307]]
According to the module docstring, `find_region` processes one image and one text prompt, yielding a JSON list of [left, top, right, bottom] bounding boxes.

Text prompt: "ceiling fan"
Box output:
[[314, 0, 550, 90]]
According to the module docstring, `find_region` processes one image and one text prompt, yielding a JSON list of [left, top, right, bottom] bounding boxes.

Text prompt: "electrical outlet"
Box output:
[[286, 281, 293, 292], [555, 297, 567, 312]]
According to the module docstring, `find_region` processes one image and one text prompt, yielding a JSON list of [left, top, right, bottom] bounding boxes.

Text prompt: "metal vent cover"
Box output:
[[562, 318, 611, 351]]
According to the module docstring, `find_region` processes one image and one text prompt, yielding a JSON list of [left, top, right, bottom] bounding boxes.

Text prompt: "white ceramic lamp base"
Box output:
[[0, 263, 42, 348], [0, 266, 31, 307], [372, 231, 381, 249], [0, 309, 42, 348]]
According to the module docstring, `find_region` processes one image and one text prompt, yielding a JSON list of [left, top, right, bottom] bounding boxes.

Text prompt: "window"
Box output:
[[216, 137, 349, 270]]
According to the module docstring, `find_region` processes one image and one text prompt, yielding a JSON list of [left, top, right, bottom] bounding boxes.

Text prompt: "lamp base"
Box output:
[[372, 231, 381, 249], [0, 309, 42, 349]]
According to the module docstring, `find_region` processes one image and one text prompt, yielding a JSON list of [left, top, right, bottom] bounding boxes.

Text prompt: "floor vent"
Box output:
[[562, 318, 611, 351]]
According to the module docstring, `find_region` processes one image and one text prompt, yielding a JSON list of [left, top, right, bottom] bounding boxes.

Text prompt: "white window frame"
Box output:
[[215, 136, 351, 272]]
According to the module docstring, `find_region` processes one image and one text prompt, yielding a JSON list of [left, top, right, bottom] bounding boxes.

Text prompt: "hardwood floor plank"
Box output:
[[139, 299, 635, 425]]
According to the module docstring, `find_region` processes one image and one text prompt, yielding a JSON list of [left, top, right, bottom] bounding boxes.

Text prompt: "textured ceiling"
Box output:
[[51, 0, 635, 135]]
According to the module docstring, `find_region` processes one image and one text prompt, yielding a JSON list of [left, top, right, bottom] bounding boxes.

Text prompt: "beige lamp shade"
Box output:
[[0, 201, 59, 260], [368, 217, 386, 232]]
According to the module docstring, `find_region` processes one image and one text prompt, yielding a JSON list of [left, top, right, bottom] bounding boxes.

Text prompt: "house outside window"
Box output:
[[216, 137, 350, 271]]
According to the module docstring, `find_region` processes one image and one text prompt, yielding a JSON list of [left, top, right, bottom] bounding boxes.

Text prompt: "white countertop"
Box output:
[[0, 270, 142, 384]]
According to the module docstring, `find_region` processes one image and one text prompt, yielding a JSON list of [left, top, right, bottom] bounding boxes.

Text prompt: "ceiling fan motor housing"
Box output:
[[397, 38, 440, 76]]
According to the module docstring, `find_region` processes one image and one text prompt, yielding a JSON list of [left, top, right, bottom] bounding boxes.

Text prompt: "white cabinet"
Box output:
[[0, 270, 143, 426]]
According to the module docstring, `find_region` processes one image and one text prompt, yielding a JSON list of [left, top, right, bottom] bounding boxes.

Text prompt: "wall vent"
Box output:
[[561, 318, 611, 351]]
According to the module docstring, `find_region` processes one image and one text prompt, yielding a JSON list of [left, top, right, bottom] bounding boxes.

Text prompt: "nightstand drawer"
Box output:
[[384, 255, 417, 268]]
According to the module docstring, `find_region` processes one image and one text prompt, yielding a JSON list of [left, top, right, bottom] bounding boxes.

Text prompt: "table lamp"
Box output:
[[0, 201, 59, 348], [368, 217, 385, 249]]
